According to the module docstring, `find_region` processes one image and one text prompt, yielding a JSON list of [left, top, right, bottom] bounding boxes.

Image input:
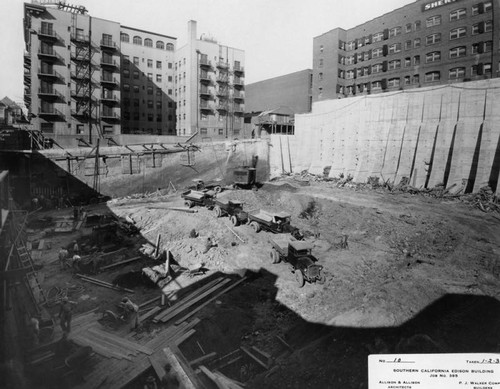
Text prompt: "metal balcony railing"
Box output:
[[233, 65, 245, 74], [38, 106, 63, 116], [217, 75, 229, 84], [233, 91, 244, 100], [38, 28, 64, 43], [233, 78, 244, 86], [100, 58, 119, 68], [37, 68, 65, 82], [101, 94, 120, 103], [100, 39, 118, 50], [101, 111, 120, 120], [216, 61, 229, 69], [199, 58, 211, 67], [199, 87, 213, 97], [70, 32, 90, 43], [199, 73, 211, 82], [100, 76, 119, 85], [38, 48, 63, 62], [38, 87, 64, 99], [199, 101, 212, 110]]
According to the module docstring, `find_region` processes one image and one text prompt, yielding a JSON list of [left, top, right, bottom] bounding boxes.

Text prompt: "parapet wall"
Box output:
[[270, 79, 500, 195]]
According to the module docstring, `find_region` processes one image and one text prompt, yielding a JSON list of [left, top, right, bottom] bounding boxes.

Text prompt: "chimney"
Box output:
[[188, 20, 197, 43]]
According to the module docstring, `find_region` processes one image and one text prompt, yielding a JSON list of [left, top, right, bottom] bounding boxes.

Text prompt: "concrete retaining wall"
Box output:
[[270, 79, 500, 195]]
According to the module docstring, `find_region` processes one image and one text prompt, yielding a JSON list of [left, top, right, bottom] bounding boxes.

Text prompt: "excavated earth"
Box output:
[[35, 177, 500, 388]]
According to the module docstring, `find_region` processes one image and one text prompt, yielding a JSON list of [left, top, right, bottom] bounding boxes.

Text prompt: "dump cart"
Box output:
[[247, 209, 303, 239], [181, 190, 216, 209], [213, 199, 248, 226], [190, 178, 223, 193], [269, 235, 325, 287]]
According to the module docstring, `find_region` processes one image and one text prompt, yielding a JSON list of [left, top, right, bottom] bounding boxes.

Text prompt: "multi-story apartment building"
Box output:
[[312, 0, 499, 101], [119, 27, 176, 135], [175, 21, 245, 139], [23, 1, 176, 140]]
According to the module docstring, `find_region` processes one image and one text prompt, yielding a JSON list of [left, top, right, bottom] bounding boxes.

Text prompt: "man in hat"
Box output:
[[58, 247, 69, 270], [120, 297, 140, 331]]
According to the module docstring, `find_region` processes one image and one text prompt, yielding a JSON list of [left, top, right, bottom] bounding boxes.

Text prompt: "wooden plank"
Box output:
[[241, 346, 268, 370], [174, 277, 247, 325], [199, 365, 226, 389], [174, 328, 196, 346], [138, 306, 162, 322], [87, 327, 153, 355], [154, 234, 161, 257], [160, 279, 231, 323], [100, 256, 143, 271], [85, 328, 139, 357], [148, 355, 167, 382], [189, 352, 217, 366], [139, 295, 161, 308], [163, 346, 199, 389], [38, 239, 45, 250], [76, 274, 134, 293], [153, 277, 224, 322], [213, 370, 245, 389]]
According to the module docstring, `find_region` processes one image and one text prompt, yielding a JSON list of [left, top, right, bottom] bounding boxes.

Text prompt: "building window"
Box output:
[[133, 36, 142, 45], [123, 84, 130, 92], [372, 63, 383, 74], [414, 38, 421, 48], [346, 41, 356, 51], [147, 73, 153, 80], [156, 74, 162, 82], [147, 100, 153, 108], [484, 63, 492, 75], [372, 48, 383, 58], [319, 58, 323, 67], [404, 76, 411, 85], [345, 70, 355, 79], [318, 72, 323, 81], [120, 33, 129, 43], [449, 67, 465, 79], [388, 59, 401, 70], [405, 23, 412, 33], [426, 15, 442, 28], [144, 38, 153, 47], [357, 68, 364, 77], [388, 43, 402, 54], [450, 8, 466, 21], [168, 89, 172, 95], [156, 89, 161, 96], [123, 55, 130, 65], [132, 98, 139, 107], [484, 20, 493, 32], [363, 51, 370, 61], [166, 43, 174, 51], [147, 86, 153, 94], [147, 113, 153, 121], [319, 45, 324, 53], [156, 40, 164, 49], [426, 33, 441, 45], [123, 69, 130, 78], [414, 55, 421, 65], [404, 57, 411, 67], [484, 1, 492, 12], [133, 56, 139, 65], [168, 62, 172, 69], [346, 56, 355, 65], [484, 40, 493, 52], [372, 81, 382, 90], [426, 51, 441, 63], [156, 100, 162, 109], [147, 59, 153, 68], [405, 40, 412, 50], [373, 32, 384, 42], [413, 74, 420, 84], [389, 26, 402, 38], [155, 61, 162, 69], [450, 27, 466, 40], [133, 85, 139, 93], [425, 71, 440, 82], [449, 46, 466, 58], [388, 78, 400, 88], [133, 70, 139, 79]]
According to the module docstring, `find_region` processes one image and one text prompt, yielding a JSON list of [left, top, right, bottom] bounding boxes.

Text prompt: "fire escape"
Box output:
[[70, 17, 102, 140]]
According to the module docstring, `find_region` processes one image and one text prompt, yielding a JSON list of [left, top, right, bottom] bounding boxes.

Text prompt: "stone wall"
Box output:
[[270, 79, 500, 195]]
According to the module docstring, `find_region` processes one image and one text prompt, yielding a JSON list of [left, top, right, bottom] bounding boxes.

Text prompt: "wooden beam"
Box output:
[[174, 277, 247, 325], [148, 355, 167, 382], [76, 274, 134, 293], [139, 295, 161, 308], [189, 352, 217, 367], [163, 347, 198, 389], [100, 256, 143, 271], [241, 346, 268, 370], [174, 328, 196, 346], [159, 278, 231, 323], [138, 306, 162, 322]]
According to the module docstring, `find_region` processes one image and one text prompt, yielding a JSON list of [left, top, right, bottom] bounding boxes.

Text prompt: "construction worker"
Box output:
[[58, 247, 69, 270], [59, 296, 75, 335], [120, 297, 140, 331], [72, 240, 80, 256]]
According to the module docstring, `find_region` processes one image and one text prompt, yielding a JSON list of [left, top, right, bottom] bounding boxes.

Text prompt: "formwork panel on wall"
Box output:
[[394, 122, 420, 185], [345, 99, 366, 178], [472, 121, 500, 192], [411, 120, 440, 188], [426, 120, 457, 188], [381, 120, 406, 182]]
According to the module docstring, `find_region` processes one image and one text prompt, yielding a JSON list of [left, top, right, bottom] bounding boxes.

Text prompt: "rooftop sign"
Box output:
[[423, 0, 460, 11]]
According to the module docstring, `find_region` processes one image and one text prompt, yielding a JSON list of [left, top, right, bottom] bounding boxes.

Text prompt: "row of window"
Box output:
[[120, 33, 174, 50], [122, 112, 173, 121], [122, 128, 175, 135], [335, 1, 493, 52], [123, 56, 174, 70], [122, 84, 173, 95], [339, 63, 494, 94], [122, 98, 174, 108], [123, 70, 173, 83], [335, 26, 493, 66], [337, 41, 494, 80]]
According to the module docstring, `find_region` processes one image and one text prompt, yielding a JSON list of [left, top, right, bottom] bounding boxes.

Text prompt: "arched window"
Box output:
[[156, 40, 164, 49], [133, 36, 142, 45], [144, 38, 153, 47], [120, 33, 129, 43], [166, 43, 174, 51]]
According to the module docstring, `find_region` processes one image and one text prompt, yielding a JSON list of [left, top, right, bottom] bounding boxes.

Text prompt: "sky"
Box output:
[[0, 0, 414, 104]]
